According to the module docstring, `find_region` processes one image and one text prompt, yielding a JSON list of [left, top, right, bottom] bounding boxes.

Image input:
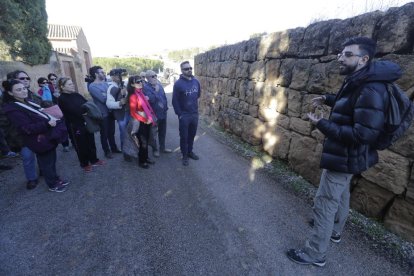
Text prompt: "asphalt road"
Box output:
[[0, 90, 411, 275]]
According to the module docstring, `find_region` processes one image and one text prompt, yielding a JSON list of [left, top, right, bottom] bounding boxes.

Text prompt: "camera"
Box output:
[[84, 75, 94, 84], [109, 68, 127, 76]]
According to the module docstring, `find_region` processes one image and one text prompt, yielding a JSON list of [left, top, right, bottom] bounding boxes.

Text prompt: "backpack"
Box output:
[[373, 82, 414, 150]]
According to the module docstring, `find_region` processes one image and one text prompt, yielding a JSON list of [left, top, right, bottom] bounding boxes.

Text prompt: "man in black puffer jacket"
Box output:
[[287, 37, 403, 267]]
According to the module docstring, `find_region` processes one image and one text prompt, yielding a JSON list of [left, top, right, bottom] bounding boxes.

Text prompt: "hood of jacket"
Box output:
[[347, 60, 402, 85]]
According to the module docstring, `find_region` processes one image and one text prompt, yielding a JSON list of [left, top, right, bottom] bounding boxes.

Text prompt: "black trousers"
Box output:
[[179, 113, 198, 157], [138, 122, 151, 164], [71, 125, 99, 167]]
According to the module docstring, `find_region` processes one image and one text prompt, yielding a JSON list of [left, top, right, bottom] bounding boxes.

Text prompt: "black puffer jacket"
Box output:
[[317, 60, 402, 174]]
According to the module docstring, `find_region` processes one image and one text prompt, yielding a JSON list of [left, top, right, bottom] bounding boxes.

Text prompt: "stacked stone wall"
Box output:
[[195, 3, 414, 242]]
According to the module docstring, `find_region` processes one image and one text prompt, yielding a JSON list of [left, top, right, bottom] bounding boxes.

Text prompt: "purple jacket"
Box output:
[[3, 102, 56, 153]]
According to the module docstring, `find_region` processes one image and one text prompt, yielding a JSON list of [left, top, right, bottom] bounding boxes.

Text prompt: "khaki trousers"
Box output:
[[304, 169, 353, 259]]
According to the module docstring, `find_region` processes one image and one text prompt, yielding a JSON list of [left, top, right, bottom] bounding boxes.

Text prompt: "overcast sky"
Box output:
[[45, 0, 412, 57]]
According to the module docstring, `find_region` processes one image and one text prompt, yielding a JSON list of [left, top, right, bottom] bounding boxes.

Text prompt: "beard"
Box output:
[[339, 62, 359, 75]]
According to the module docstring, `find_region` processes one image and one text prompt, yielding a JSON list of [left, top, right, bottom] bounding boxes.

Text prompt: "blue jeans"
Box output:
[[36, 148, 59, 188], [117, 112, 130, 150], [178, 113, 198, 157], [20, 147, 37, 181]]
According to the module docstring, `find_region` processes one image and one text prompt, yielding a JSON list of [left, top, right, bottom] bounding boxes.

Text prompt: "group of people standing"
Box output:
[[0, 61, 201, 192]]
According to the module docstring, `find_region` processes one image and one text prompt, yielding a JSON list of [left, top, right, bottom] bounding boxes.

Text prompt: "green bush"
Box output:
[[92, 57, 164, 76]]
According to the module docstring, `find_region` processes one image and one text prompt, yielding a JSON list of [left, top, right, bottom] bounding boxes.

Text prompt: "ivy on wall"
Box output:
[[0, 0, 52, 65]]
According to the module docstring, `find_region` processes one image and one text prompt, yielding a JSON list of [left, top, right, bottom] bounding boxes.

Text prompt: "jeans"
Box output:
[[20, 147, 37, 181], [117, 112, 130, 150], [178, 113, 198, 157], [99, 113, 118, 154], [36, 148, 59, 188]]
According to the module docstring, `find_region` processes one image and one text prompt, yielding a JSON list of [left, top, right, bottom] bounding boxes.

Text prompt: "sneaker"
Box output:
[[92, 160, 105, 167], [153, 150, 160, 158], [330, 234, 341, 243], [83, 165, 93, 172], [105, 152, 113, 159], [5, 151, 19, 158], [112, 148, 122, 154], [57, 179, 70, 186], [286, 249, 326, 267], [63, 146, 70, 152], [188, 152, 199, 160], [26, 179, 38, 190], [182, 158, 189, 166], [139, 162, 149, 169], [161, 148, 172, 153], [49, 185, 67, 193]]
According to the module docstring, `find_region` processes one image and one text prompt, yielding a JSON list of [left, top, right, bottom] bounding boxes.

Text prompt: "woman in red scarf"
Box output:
[[127, 75, 157, 168]]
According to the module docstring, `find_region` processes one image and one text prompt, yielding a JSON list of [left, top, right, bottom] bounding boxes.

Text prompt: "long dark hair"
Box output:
[[126, 75, 143, 97], [2, 79, 22, 103]]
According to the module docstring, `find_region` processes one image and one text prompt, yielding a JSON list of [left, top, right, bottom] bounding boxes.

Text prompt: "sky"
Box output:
[[45, 0, 412, 57]]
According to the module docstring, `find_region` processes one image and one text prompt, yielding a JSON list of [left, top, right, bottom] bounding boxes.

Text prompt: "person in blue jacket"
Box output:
[[287, 37, 402, 267], [172, 61, 201, 166]]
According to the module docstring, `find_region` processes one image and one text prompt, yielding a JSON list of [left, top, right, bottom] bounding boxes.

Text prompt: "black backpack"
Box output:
[[373, 82, 414, 150]]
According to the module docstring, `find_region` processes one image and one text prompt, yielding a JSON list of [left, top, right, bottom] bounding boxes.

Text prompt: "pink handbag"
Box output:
[[41, 104, 63, 119]]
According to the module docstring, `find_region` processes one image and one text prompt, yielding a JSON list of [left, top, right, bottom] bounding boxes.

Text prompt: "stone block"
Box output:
[[290, 59, 317, 91], [278, 59, 296, 87], [265, 59, 281, 84], [253, 82, 266, 106], [384, 198, 414, 243], [242, 115, 264, 145], [376, 3, 414, 54], [288, 133, 321, 185], [220, 61, 237, 78], [290, 117, 312, 136], [249, 61, 266, 82], [248, 105, 259, 118], [263, 125, 291, 160], [258, 28, 305, 60], [307, 61, 343, 93], [362, 150, 410, 195], [299, 20, 339, 57], [276, 113, 290, 129], [287, 89, 304, 117], [350, 178, 395, 219], [236, 62, 250, 79]]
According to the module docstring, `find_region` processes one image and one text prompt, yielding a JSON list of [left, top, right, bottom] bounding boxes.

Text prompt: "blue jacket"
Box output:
[[317, 60, 402, 174], [172, 75, 200, 117], [144, 83, 168, 120], [88, 82, 110, 117]]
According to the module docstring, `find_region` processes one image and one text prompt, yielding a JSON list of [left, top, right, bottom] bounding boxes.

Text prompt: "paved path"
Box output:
[[0, 92, 411, 275]]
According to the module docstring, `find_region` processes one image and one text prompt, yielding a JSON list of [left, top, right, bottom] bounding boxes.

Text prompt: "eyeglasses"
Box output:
[[149, 75, 157, 78], [182, 67, 192, 71], [18, 77, 31, 81], [337, 52, 363, 59]]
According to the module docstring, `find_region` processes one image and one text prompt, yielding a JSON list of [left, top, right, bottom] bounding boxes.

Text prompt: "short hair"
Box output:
[[37, 77, 48, 85], [139, 72, 146, 78], [145, 70, 156, 77], [89, 66, 103, 78], [180, 61, 190, 68], [342, 37, 376, 62], [47, 73, 58, 80]]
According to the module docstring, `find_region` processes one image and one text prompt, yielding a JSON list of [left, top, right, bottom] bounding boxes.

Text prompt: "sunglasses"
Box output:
[[182, 67, 192, 71], [134, 80, 143, 84], [150, 75, 157, 78], [49, 78, 57, 81], [41, 81, 48, 84], [18, 77, 31, 81]]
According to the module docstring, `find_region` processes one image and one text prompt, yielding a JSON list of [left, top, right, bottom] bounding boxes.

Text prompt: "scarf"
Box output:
[[134, 88, 157, 126]]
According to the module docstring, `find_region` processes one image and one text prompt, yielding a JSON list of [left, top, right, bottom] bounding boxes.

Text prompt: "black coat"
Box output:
[[317, 60, 402, 174]]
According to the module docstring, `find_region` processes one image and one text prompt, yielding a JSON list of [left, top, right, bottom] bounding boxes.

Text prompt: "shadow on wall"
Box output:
[[194, 2, 414, 243]]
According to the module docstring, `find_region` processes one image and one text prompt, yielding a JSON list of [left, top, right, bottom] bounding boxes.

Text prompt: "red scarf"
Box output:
[[134, 88, 157, 125]]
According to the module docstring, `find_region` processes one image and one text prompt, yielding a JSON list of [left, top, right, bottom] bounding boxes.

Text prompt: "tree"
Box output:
[[0, 0, 52, 65], [92, 57, 164, 76]]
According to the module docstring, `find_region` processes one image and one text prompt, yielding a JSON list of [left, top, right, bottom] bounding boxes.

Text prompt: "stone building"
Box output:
[[47, 24, 92, 95]]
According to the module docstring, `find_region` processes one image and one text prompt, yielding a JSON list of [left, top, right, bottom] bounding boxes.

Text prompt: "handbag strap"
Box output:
[[14, 101, 57, 121]]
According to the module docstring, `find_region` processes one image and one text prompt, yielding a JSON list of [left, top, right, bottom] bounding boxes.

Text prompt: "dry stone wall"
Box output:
[[195, 3, 414, 242]]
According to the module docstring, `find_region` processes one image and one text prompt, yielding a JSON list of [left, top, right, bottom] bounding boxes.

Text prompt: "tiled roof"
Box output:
[[47, 24, 82, 39]]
